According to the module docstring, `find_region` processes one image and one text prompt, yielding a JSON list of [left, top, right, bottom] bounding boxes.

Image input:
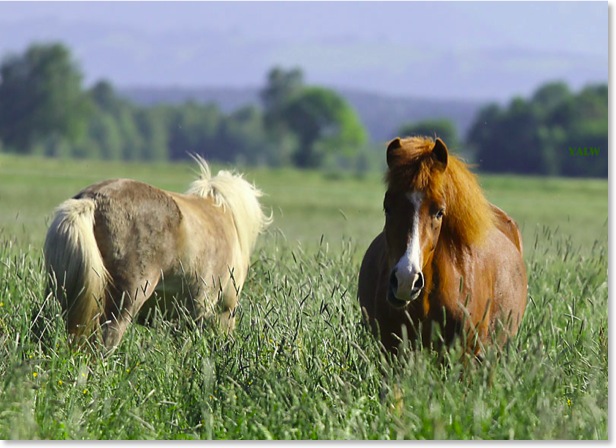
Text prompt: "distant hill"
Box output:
[[118, 86, 485, 144]]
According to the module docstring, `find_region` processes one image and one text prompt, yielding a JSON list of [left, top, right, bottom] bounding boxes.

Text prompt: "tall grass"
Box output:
[[0, 155, 608, 439], [0, 229, 607, 439]]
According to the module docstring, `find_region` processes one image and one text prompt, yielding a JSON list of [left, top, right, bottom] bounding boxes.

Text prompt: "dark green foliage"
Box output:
[[0, 46, 371, 171], [165, 101, 221, 161], [0, 43, 90, 153], [216, 106, 292, 167], [260, 66, 304, 135], [0, 43, 606, 178], [260, 67, 368, 169], [398, 119, 460, 151], [279, 87, 367, 168], [467, 81, 607, 178]]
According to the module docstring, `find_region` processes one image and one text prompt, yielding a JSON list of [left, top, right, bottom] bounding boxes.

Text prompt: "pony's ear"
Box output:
[[386, 137, 402, 167], [432, 138, 448, 170]]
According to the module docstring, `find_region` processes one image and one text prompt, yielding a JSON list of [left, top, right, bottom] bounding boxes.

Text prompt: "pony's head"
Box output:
[[383, 136, 493, 308]]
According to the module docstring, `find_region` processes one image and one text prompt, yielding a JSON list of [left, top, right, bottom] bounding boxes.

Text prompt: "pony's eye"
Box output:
[[435, 208, 445, 219]]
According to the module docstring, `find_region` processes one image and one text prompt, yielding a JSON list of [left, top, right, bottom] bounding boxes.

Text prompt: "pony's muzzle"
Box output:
[[388, 268, 424, 306]]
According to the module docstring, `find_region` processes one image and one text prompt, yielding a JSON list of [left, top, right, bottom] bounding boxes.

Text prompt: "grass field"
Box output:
[[0, 154, 608, 439]]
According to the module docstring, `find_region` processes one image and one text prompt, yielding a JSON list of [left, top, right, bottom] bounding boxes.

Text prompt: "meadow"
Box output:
[[0, 154, 608, 439]]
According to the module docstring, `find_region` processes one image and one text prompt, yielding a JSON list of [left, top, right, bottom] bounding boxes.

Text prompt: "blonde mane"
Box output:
[[186, 155, 271, 262], [386, 136, 495, 251]]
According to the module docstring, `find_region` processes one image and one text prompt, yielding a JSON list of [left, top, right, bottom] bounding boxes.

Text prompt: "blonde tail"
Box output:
[[44, 198, 110, 343]]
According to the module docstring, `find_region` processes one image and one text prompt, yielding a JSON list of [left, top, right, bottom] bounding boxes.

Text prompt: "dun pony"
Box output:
[[358, 136, 527, 355], [44, 157, 270, 352]]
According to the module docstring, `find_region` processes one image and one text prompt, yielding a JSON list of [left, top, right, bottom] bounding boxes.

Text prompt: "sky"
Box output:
[[0, 1, 608, 101]]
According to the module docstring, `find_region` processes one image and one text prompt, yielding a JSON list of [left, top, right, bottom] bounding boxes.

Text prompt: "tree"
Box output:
[[134, 107, 169, 161], [90, 80, 120, 113], [215, 106, 291, 166], [259, 67, 303, 162], [167, 102, 222, 161], [469, 98, 545, 174], [0, 43, 90, 153], [557, 85, 607, 177], [260, 67, 304, 129], [532, 81, 571, 113], [466, 80, 607, 178], [279, 87, 367, 168], [83, 80, 131, 160], [398, 118, 460, 150], [84, 113, 122, 160]]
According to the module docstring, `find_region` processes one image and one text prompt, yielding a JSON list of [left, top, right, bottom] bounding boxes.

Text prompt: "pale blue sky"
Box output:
[[0, 1, 607, 100]]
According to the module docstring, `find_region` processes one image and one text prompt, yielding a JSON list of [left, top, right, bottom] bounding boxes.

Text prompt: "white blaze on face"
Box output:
[[393, 191, 424, 300]]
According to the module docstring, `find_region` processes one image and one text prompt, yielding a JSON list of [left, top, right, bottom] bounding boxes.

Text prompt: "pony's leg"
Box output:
[[218, 306, 237, 333], [460, 315, 490, 361], [101, 273, 160, 351], [185, 287, 235, 333], [186, 277, 241, 333], [101, 291, 133, 352], [218, 270, 245, 333]]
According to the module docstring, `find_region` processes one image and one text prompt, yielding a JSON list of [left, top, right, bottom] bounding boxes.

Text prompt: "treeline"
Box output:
[[0, 42, 607, 178], [467, 82, 607, 178], [0, 43, 373, 172]]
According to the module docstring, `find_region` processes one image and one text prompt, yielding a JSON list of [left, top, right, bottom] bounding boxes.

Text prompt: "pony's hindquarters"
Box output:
[[490, 203, 524, 256], [480, 226, 528, 347], [487, 205, 527, 341], [44, 198, 109, 344]]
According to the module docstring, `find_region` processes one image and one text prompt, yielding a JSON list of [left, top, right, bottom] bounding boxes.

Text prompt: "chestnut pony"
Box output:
[[358, 137, 527, 355], [44, 157, 270, 352]]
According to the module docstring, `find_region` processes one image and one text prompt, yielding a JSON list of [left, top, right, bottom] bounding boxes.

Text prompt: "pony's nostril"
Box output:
[[413, 272, 425, 290], [389, 269, 398, 291]]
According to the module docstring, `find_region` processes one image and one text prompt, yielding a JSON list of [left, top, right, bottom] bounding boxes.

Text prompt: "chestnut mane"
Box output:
[[386, 136, 495, 252]]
